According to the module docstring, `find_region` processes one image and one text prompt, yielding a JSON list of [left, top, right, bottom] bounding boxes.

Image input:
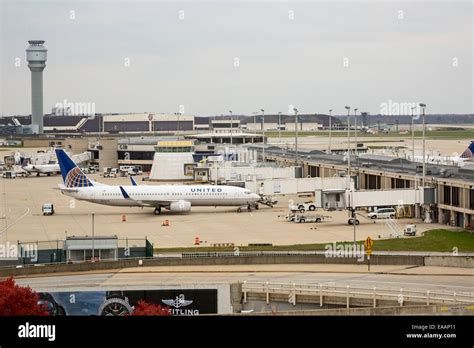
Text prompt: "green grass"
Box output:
[[371, 229, 474, 252], [263, 130, 474, 139], [154, 229, 474, 253]]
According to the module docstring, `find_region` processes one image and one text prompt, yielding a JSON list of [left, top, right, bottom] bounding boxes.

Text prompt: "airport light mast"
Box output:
[[261, 109, 265, 165], [278, 112, 282, 143], [345, 106, 356, 249], [410, 106, 416, 161], [229, 110, 233, 145], [328, 109, 333, 153], [419, 103, 427, 188], [354, 108, 358, 157], [345, 106, 351, 184], [293, 108, 299, 165]]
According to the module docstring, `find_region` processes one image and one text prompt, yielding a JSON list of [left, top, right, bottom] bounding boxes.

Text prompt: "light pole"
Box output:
[[229, 110, 233, 145], [410, 106, 416, 161], [260, 109, 265, 165], [354, 108, 358, 157], [345, 105, 356, 250], [91, 212, 95, 261], [293, 108, 299, 164], [278, 112, 282, 143], [328, 109, 333, 153], [345, 106, 351, 183], [419, 103, 426, 187]]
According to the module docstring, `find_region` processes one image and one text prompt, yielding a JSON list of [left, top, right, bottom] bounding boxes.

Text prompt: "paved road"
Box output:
[[14, 265, 474, 294]]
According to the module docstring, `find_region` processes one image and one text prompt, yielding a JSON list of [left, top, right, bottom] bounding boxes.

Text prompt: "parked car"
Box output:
[[368, 208, 396, 219]]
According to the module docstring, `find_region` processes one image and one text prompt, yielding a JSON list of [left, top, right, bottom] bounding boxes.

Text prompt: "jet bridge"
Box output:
[[350, 188, 427, 208], [315, 187, 434, 210]]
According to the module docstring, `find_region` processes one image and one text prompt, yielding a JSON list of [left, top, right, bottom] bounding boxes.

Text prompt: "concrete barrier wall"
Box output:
[[425, 256, 474, 268], [235, 305, 457, 316], [0, 254, 427, 278], [1, 254, 473, 278]]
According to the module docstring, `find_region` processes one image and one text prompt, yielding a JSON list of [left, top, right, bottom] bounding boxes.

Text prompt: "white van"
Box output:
[[120, 166, 143, 176], [368, 208, 396, 219]]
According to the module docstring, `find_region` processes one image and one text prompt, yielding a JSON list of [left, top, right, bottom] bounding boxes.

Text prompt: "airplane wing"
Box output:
[[118, 186, 172, 207]]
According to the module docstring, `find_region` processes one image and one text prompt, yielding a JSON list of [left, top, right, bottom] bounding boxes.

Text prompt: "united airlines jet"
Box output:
[[55, 149, 260, 215]]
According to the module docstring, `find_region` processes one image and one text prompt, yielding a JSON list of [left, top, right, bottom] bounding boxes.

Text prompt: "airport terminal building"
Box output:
[[265, 149, 474, 229]]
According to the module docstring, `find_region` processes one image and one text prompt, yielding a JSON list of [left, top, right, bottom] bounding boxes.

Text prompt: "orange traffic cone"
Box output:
[[194, 236, 200, 245], [162, 219, 169, 226]]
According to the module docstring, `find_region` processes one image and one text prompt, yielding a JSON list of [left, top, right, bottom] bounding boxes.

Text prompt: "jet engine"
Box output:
[[169, 200, 191, 212]]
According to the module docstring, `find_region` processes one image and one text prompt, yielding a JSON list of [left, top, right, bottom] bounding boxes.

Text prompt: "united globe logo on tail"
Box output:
[[55, 149, 94, 188], [460, 141, 474, 159], [65, 167, 93, 188]]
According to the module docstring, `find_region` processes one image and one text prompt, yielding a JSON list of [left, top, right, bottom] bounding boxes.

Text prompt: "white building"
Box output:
[[149, 140, 195, 180]]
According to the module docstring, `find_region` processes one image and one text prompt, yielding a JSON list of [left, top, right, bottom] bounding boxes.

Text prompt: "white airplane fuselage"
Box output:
[[60, 184, 260, 208]]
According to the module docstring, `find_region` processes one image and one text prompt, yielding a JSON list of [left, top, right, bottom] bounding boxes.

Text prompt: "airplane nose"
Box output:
[[252, 194, 260, 200]]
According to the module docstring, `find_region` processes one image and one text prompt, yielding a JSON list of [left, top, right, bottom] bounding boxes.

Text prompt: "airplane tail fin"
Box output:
[[460, 141, 474, 159], [55, 149, 94, 188], [130, 176, 138, 186]]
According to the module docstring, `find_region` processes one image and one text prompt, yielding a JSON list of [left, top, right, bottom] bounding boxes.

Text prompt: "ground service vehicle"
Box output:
[[348, 217, 360, 225], [103, 167, 118, 178], [404, 224, 417, 236], [42, 203, 55, 215], [2, 171, 16, 179], [290, 202, 317, 213], [294, 214, 324, 223]]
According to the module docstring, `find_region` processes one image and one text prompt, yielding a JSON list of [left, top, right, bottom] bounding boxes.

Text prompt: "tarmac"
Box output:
[[0, 171, 453, 248]]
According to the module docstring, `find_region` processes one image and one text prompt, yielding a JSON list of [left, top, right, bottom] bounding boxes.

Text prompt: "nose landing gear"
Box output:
[[154, 207, 161, 215]]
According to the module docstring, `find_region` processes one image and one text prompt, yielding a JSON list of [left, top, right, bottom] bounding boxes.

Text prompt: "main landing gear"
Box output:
[[236, 203, 259, 213], [154, 207, 161, 215]]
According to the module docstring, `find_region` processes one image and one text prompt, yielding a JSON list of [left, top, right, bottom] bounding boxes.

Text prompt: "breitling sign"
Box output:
[[37, 289, 218, 316]]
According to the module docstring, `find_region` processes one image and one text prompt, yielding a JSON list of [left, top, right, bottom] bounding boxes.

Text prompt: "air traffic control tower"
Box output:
[[26, 40, 47, 134]]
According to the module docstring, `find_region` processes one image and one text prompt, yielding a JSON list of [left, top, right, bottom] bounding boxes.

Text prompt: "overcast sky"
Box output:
[[0, 0, 472, 116]]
